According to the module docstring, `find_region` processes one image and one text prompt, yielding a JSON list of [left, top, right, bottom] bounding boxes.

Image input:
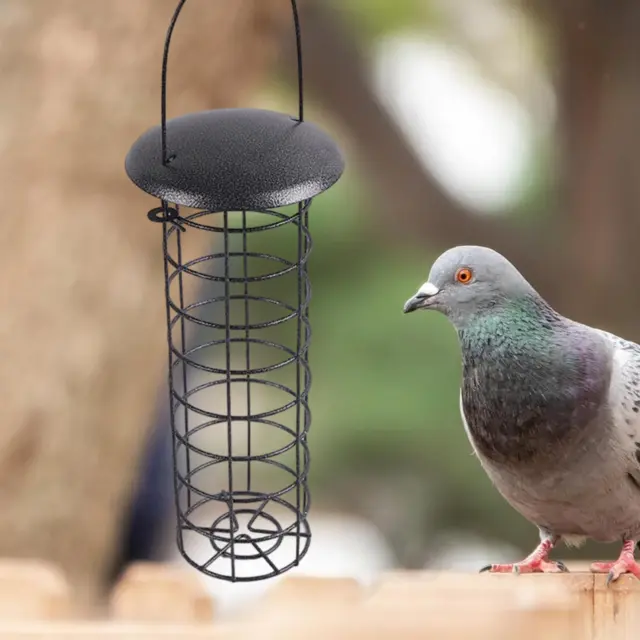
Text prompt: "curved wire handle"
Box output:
[[160, 0, 305, 166]]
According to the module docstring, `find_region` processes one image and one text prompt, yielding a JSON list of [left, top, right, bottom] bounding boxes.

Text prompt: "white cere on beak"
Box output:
[[418, 282, 439, 297]]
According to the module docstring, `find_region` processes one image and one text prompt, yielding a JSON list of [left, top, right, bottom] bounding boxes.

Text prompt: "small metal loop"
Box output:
[[217, 490, 232, 503], [147, 206, 187, 232]]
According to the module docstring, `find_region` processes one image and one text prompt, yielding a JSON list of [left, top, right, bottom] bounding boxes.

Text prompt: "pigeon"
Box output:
[[403, 245, 640, 584]]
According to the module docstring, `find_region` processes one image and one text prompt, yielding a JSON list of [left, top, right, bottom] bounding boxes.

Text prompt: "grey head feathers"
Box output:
[[403, 245, 544, 330]]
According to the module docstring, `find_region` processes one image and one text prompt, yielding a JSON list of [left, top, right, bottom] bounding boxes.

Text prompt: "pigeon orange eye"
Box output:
[[456, 267, 473, 284]]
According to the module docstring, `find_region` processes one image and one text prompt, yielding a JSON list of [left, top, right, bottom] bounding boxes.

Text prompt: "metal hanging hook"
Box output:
[[159, 0, 305, 166]]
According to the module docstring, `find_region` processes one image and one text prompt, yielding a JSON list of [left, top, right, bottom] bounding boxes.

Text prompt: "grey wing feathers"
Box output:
[[591, 327, 640, 484]]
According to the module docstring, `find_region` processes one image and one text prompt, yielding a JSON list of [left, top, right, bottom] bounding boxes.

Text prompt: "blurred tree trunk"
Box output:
[[537, 0, 640, 336], [0, 0, 290, 609]]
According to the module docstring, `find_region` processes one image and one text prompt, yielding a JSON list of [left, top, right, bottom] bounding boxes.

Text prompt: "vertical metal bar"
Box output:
[[294, 202, 305, 561], [242, 210, 252, 493], [175, 207, 191, 510], [222, 210, 236, 580], [303, 202, 311, 516], [161, 206, 185, 553]]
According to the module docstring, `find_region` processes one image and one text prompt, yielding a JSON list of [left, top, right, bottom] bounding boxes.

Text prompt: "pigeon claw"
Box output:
[[479, 560, 568, 575], [590, 540, 640, 586], [591, 558, 640, 586]]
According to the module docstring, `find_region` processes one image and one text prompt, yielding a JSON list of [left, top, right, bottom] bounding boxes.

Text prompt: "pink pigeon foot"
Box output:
[[480, 536, 568, 574], [590, 540, 640, 585]]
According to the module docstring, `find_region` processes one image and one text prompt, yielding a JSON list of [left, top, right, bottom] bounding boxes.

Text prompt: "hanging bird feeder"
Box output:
[[124, 0, 344, 581]]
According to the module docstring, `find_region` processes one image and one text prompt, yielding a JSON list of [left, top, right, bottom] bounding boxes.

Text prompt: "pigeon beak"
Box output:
[[403, 282, 440, 313]]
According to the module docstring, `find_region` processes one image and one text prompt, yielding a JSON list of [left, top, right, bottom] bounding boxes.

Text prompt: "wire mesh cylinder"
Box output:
[[161, 200, 312, 581]]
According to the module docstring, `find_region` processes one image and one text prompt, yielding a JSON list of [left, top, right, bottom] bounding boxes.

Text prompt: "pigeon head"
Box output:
[[403, 245, 537, 328]]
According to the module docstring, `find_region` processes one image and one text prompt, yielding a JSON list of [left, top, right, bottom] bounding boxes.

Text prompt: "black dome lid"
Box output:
[[125, 108, 345, 211]]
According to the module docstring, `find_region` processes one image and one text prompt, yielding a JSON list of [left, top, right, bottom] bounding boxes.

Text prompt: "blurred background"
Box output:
[[1, 0, 638, 616]]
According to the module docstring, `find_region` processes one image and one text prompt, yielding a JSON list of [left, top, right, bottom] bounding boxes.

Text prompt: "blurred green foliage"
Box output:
[[335, 0, 436, 42]]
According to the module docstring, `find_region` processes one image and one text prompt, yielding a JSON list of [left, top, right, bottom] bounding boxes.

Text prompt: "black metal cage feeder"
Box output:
[[124, 0, 344, 581]]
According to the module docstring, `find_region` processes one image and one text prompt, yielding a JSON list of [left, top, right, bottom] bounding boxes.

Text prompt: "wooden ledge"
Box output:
[[0, 561, 636, 637]]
